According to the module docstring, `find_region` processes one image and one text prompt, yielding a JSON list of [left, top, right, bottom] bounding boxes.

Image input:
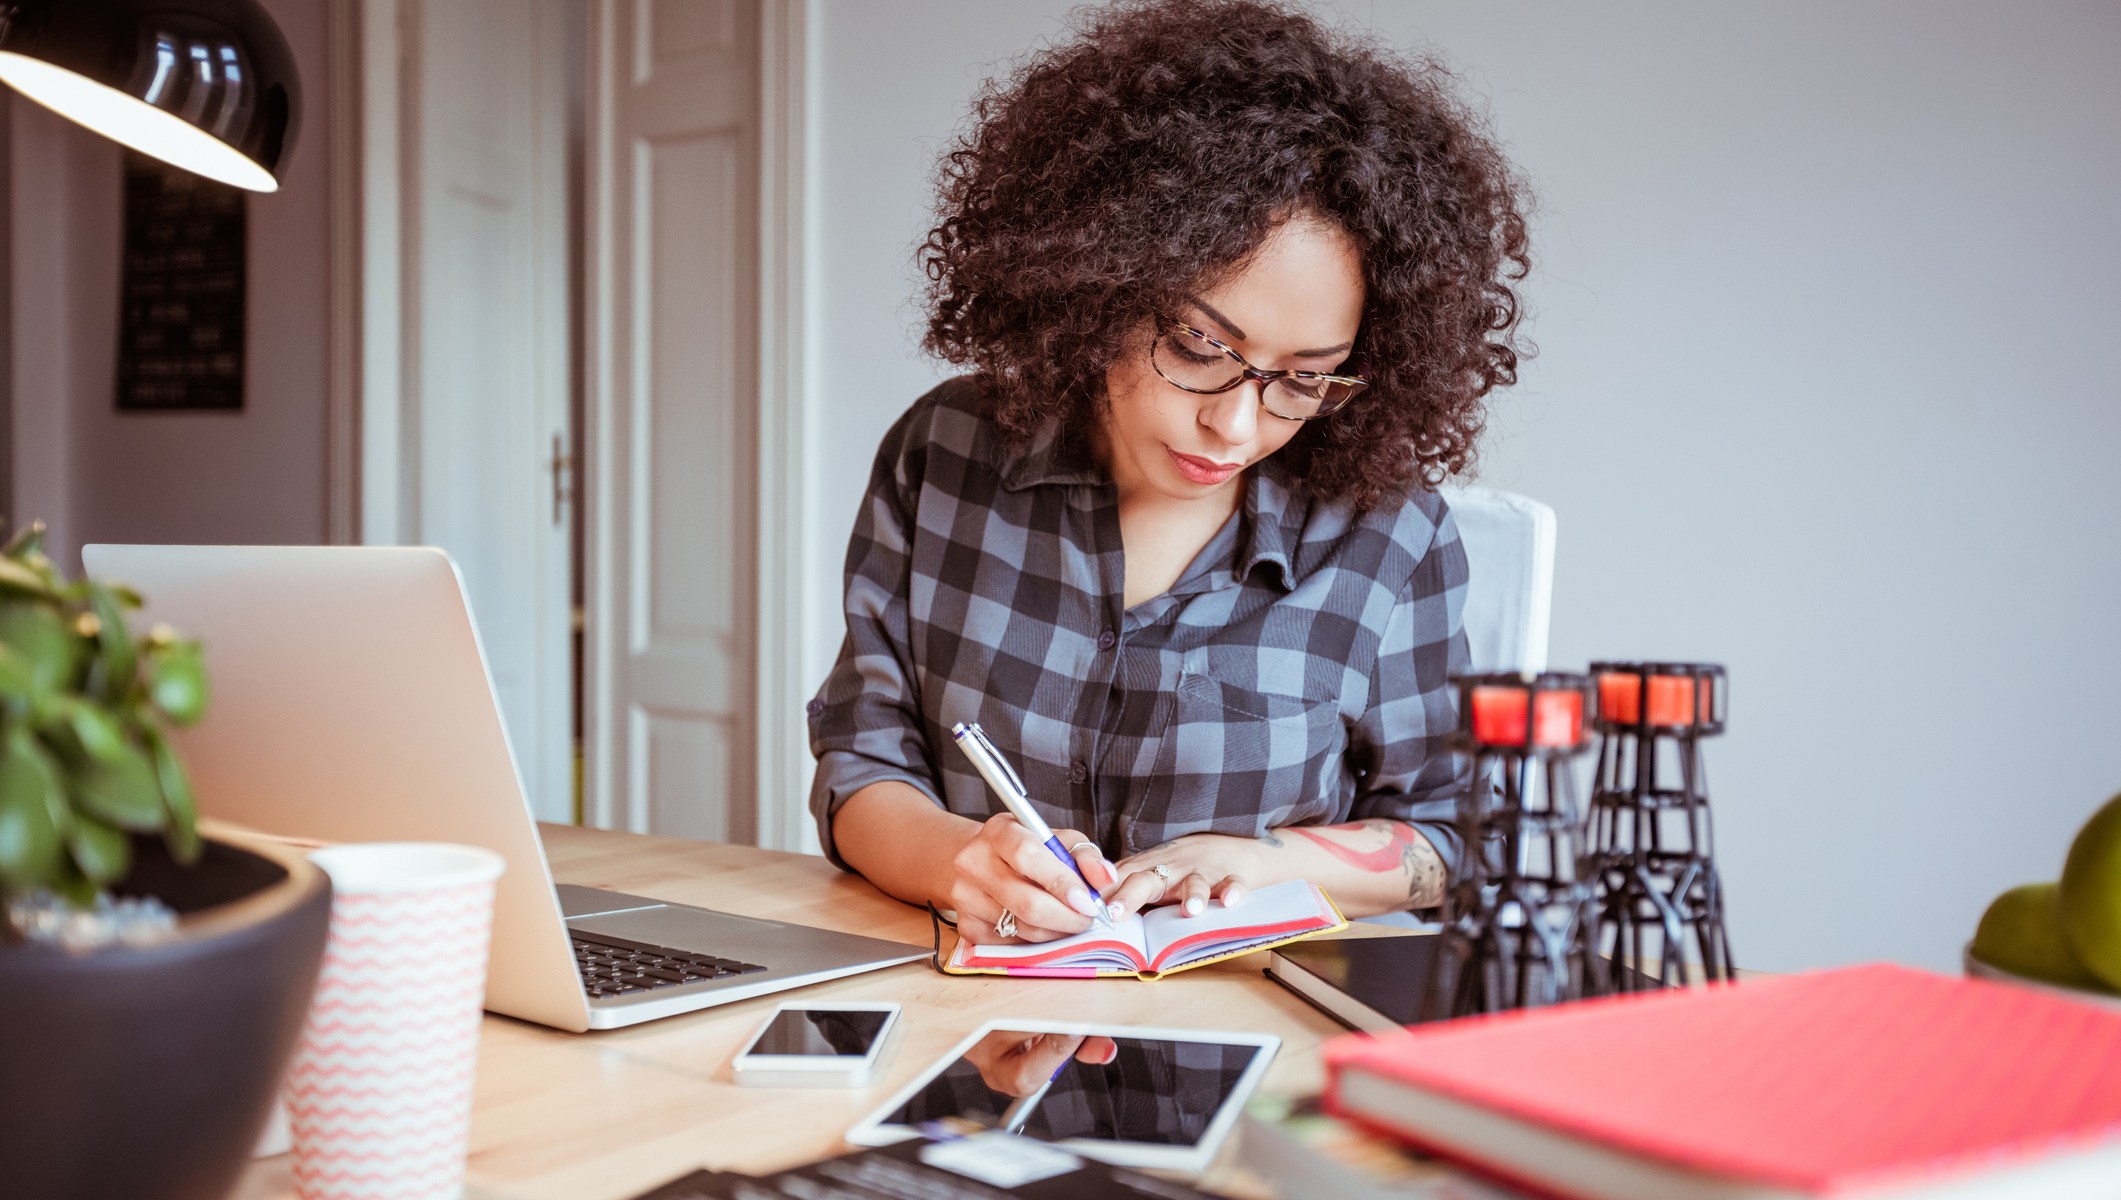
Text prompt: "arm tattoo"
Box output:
[[1286, 820, 1416, 871], [1399, 829, 1446, 908], [1287, 821, 1446, 908]]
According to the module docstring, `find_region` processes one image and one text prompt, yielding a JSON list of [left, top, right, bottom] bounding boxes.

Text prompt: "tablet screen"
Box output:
[[878, 1028, 1266, 1147]]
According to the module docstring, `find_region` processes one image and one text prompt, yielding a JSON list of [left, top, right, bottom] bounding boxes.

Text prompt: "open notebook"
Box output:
[[945, 879, 1348, 979]]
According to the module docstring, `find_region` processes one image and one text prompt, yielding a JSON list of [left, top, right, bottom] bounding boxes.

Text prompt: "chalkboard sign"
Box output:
[[115, 151, 246, 411]]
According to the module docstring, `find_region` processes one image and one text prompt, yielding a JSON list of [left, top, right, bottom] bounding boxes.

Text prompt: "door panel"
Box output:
[[638, 706, 744, 843], [407, 0, 573, 822], [589, 0, 760, 840]]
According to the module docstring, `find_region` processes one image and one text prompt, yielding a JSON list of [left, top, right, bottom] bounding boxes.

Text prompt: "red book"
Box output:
[[1323, 964, 2121, 1199]]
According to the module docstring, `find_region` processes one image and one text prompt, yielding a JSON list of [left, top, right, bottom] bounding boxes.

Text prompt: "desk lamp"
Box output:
[[1584, 662, 1738, 989], [1426, 671, 1604, 1019], [0, 0, 300, 192]]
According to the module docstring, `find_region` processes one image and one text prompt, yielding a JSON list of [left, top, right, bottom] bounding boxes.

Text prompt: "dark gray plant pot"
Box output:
[[0, 832, 332, 1200]]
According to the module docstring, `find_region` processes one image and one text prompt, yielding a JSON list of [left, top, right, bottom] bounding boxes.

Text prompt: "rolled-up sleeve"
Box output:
[[806, 409, 945, 869], [1344, 507, 1474, 883]]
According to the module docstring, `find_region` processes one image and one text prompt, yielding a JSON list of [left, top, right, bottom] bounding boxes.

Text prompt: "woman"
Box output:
[[807, 0, 1530, 946]]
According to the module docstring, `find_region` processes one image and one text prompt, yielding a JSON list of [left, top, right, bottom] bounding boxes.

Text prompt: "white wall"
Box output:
[[808, 1, 2121, 974], [6, 0, 334, 573]]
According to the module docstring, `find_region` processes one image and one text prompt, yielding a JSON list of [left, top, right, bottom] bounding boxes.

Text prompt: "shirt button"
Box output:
[[805, 699, 825, 717], [1096, 630, 1117, 651], [1069, 761, 1089, 784]]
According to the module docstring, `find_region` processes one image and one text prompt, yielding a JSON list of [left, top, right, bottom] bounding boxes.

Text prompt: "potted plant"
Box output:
[[0, 523, 334, 1200]]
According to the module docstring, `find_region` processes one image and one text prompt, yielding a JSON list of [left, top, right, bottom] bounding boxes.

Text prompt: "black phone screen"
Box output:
[[750, 1008, 892, 1058]]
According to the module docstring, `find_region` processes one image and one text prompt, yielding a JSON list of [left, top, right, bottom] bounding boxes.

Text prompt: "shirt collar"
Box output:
[[1240, 460, 1299, 592], [997, 420, 1105, 490], [999, 420, 1303, 593]]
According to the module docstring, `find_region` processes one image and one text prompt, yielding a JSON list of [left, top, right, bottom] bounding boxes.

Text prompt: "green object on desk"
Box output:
[[2062, 791, 2121, 991], [0, 520, 208, 924], [1972, 881, 2106, 991]]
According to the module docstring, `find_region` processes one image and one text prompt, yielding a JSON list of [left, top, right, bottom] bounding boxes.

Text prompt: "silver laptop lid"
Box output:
[[81, 545, 593, 1032]]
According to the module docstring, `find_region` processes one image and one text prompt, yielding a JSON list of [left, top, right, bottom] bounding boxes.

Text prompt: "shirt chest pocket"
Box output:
[[1128, 674, 1346, 849]]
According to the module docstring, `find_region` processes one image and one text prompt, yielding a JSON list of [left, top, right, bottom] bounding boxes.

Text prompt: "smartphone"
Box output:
[[730, 1002, 904, 1088]]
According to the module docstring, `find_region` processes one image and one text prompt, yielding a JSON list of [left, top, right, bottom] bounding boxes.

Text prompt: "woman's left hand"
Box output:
[[1107, 834, 1265, 921]]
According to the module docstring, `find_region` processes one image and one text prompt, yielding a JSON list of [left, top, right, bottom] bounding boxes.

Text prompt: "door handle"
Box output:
[[550, 433, 572, 527]]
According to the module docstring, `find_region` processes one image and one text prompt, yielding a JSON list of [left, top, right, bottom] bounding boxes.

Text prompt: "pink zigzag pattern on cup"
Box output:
[[287, 876, 496, 1199]]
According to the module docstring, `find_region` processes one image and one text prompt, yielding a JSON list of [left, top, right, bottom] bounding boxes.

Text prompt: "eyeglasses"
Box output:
[[1149, 318, 1369, 421]]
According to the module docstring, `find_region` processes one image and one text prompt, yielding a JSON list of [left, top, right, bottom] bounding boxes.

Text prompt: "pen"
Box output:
[[951, 721, 1117, 933]]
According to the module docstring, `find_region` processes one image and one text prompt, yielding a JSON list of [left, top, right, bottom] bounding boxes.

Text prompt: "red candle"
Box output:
[[1470, 686, 1526, 745], [1534, 689, 1584, 746], [1470, 685, 1583, 747], [1599, 672, 1706, 726], [1647, 675, 1697, 725], [1598, 672, 1641, 724]]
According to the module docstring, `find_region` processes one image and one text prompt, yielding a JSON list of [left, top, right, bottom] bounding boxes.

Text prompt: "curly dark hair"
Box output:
[[919, 0, 1532, 507]]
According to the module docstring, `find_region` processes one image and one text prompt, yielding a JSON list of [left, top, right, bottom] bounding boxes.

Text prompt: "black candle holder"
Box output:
[[1584, 662, 1736, 990], [1425, 671, 1605, 1020]]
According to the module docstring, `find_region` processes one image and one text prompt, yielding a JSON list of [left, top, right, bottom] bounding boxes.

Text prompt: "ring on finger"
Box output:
[[1149, 863, 1173, 899], [995, 908, 1018, 939], [1069, 840, 1099, 857]]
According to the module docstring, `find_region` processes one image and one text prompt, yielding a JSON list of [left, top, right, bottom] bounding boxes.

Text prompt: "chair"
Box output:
[[1361, 485, 1555, 930], [1436, 484, 1556, 674]]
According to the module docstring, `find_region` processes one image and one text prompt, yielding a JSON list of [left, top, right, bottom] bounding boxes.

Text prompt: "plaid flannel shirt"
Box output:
[[807, 378, 1472, 877]]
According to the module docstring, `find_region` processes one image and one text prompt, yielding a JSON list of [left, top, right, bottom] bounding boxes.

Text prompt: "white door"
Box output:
[[401, 0, 574, 823], [584, 0, 760, 841]]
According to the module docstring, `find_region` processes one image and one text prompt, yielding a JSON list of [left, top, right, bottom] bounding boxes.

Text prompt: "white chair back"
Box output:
[[1361, 485, 1556, 930], [1437, 485, 1556, 674]]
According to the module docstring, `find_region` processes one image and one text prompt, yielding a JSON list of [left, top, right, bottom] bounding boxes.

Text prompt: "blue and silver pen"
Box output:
[[951, 721, 1117, 932]]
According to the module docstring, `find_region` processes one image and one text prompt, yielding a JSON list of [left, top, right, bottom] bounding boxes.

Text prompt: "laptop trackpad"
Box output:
[[568, 901, 799, 962], [555, 883, 668, 919]]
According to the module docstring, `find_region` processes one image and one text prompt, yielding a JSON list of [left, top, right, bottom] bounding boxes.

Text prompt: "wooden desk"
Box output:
[[233, 824, 1380, 1200]]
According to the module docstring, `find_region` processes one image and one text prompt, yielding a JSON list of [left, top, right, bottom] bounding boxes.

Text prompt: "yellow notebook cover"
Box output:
[[944, 879, 1349, 980]]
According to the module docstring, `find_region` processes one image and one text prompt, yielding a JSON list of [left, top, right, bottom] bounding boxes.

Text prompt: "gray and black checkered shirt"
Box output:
[[807, 379, 1472, 878]]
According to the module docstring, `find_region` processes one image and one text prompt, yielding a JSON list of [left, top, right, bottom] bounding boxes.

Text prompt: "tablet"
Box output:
[[845, 1020, 1280, 1175]]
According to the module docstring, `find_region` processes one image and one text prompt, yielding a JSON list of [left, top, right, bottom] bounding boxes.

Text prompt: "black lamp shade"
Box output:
[[0, 0, 299, 192]]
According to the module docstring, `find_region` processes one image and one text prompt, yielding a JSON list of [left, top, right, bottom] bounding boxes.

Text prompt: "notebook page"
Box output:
[[954, 912, 1151, 968], [1140, 879, 1330, 968]]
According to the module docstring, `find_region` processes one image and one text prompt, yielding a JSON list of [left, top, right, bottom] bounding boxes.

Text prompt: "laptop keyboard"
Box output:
[[571, 930, 768, 999]]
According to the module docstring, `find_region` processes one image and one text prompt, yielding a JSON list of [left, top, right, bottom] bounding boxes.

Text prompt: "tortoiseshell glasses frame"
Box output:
[[1150, 317, 1370, 421]]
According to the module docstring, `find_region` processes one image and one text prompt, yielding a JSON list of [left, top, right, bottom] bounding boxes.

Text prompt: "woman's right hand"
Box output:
[[951, 814, 1117, 945], [962, 1030, 1119, 1096]]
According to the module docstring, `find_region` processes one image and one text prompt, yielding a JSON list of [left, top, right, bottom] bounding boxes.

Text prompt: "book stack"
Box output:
[[1239, 1093, 1521, 1200], [1321, 964, 2121, 1199]]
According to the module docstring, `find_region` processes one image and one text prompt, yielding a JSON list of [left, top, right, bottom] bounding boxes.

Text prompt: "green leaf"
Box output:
[[33, 710, 87, 766], [146, 729, 200, 865], [0, 645, 37, 700], [66, 814, 130, 887], [87, 582, 137, 705], [50, 862, 97, 907], [2, 520, 46, 558], [0, 734, 65, 887], [149, 640, 207, 726], [72, 743, 165, 832], [62, 700, 130, 764], [0, 556, 57, 600], [0, 606, 81, 691]]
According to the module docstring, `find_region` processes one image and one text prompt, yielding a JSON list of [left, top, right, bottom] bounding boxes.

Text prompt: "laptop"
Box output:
[[82, 544, 927, 1032]]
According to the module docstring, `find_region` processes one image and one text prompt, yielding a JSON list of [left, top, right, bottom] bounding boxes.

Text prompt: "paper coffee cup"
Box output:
[[287, 843, 505, 1200]]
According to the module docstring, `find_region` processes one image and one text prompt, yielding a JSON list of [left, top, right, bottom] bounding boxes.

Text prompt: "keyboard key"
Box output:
[[571, 931, 769, 993]]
